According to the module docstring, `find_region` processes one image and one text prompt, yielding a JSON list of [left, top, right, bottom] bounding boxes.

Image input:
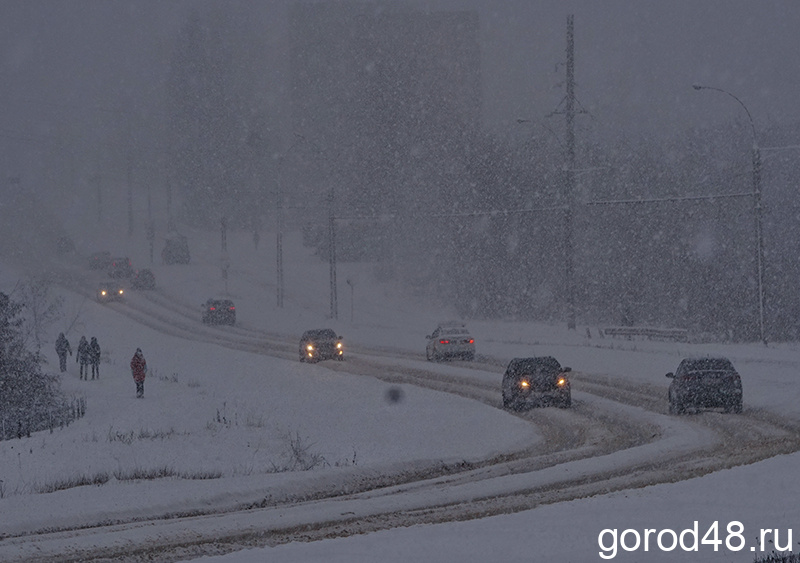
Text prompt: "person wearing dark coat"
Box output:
[[55, 332, 72, 373], [77, 336, 90, 380], [130, 348, 147, 398], [89, 337, 101, 380]]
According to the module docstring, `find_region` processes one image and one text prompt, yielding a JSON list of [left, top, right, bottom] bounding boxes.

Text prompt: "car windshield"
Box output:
[[306, 329, 337, 340], [679, 358, 734, 374], [441, 328, 469, 336], [508, 357, 562, 376]]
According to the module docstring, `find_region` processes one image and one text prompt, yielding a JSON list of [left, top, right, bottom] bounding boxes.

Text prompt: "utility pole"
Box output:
[[329, 185, 338, 320], [127, 120, 134, 237], [277, 177, 284, 308], [564, 14, 577, 330]]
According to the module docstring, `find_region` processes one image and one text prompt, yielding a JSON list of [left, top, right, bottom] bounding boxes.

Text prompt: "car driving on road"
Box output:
[[299, 329, 344, 362], [131, 269, 156, 290], [502, 356, 572, 410], [202, 299, 236, 325], [97, 281, 125, 303], [88, 250, 112, 270], [425, 322, 475, 361], [667, 356, 743, 414], [107, 257, 134, 279]]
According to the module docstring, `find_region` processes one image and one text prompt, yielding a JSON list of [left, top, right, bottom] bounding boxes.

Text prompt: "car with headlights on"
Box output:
[[202, 298, 236, 325], [425, 322, 475, 361], [667, 356, 742, 414], [502, 356, 571, 410], [299, 328, 344, 362], [97, 281, 125, 303]]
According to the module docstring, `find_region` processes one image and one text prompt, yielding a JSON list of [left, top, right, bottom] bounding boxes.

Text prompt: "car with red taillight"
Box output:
[[202, 298, 236, 326], [667, 356, 742, 414], [425, 322, 475, 361], [107, 256, 134, 279]]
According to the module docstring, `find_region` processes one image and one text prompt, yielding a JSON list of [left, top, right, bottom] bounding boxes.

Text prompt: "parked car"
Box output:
[[502, 356, 572, 410], [667, 356, 743, 414], [107, 257, 134, 279], [299, 328, 344, 362], [97, 281, 125, 303], [425, 322, 475, 361], [88, 250, 112, 270], [162, 232, 190, 264], [131, 268, 156, 290], [202, 298, 236, 325]]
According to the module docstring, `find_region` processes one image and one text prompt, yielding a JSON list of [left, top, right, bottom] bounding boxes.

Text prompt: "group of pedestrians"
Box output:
[[55, 333, 148, 398]]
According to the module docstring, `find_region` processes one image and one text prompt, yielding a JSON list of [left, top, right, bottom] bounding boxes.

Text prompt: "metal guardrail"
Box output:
[[601, 326, 689, 343]]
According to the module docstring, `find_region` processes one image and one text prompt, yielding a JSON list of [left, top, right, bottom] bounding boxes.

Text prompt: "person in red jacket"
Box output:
[[130, 348, 147, 398]]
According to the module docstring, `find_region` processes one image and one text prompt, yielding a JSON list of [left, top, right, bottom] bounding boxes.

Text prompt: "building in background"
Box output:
[[288, 2, 482, 260]]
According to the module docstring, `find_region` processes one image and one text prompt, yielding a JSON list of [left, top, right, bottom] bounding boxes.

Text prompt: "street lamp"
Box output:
[[692, 84, 766, 345]]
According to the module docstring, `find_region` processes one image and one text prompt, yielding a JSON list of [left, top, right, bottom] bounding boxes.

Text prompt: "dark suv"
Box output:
[[202, 299, 236, 325], [667, 357, 742, 414], [299, 329, 344, 362], [502, 356, 572, 410]]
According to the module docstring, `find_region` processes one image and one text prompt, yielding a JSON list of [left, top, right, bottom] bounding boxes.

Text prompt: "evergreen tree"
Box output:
[[0, 293, 71, 440]]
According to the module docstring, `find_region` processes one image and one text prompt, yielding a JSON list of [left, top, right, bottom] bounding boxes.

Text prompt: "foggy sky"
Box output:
[[2, 1, 800, 201]]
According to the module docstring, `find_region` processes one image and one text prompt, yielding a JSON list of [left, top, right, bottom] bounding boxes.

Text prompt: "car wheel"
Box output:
[[669, 399, 684, 415], [502, 392, 514, 410]]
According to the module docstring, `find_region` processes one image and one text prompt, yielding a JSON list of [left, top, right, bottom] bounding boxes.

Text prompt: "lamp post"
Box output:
[[693, 84, 766, 345]]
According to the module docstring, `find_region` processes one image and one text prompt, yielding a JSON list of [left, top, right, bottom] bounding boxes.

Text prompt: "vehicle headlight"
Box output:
[[101, 290, 107, 296], [337, 342, 342, 349], [557, 377, 567, 387], [307, 344, 314, 351], [119, 289, 124, 295], [519, 380, 529, 389]]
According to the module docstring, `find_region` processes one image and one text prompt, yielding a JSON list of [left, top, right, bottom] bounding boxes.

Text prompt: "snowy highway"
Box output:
[[2, 260, 798, 562]]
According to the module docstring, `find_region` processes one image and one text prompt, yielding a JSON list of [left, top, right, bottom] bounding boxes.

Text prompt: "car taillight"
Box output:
[[468, 339, 474, 344], [439, 339, 449, 344], [209, 307, 216, 311], [229, 306, 235, 310]]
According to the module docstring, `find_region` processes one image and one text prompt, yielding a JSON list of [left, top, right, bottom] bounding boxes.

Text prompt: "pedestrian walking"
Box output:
[[55, 332, 72, 373], [77, 336, 90, 380], [130, 348, 147, 398], [89, 337, 101, 380]]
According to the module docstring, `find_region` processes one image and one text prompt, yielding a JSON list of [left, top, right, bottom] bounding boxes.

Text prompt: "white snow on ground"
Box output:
[[1, 224, 799, 562]]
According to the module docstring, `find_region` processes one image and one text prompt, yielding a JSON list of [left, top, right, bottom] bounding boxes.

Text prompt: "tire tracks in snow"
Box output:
[[4, 271, 798, 561]]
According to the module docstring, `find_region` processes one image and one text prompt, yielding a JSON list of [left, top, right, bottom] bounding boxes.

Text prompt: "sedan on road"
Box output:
[[667, 356, 742, 414], [502, 356, 572, 410]]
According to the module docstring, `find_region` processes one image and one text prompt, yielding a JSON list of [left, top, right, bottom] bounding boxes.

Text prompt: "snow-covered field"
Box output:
[[1, 221, 799, 562]]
